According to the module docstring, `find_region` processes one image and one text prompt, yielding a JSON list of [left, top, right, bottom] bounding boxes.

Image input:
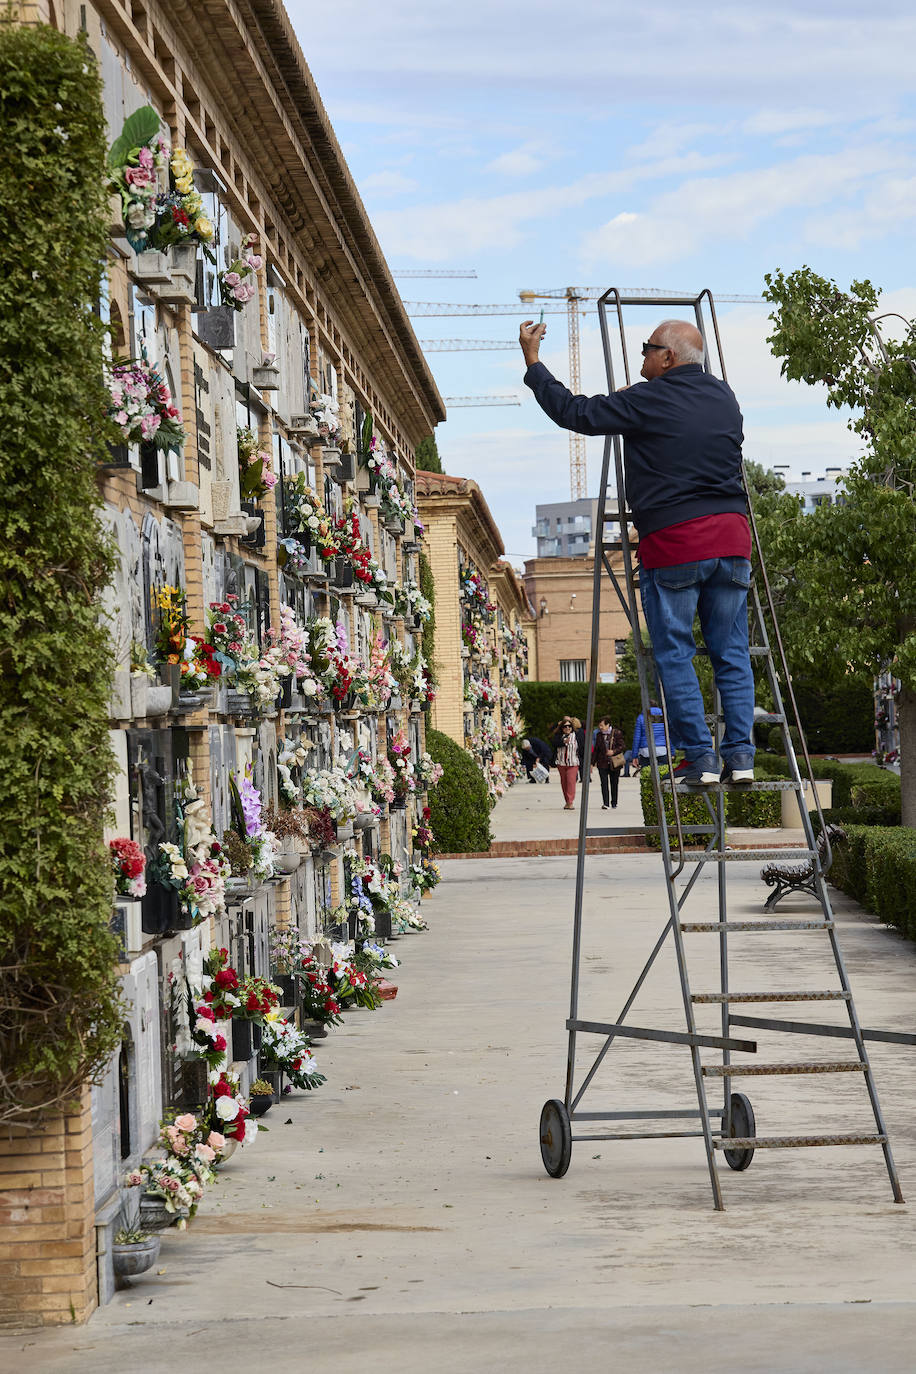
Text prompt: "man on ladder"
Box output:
[[520, 317, 755, 787]]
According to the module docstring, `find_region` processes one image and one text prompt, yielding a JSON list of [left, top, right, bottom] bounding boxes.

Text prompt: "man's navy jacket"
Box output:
[[524, 360, 747, 537]]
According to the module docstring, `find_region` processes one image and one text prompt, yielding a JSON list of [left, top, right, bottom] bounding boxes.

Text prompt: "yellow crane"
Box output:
[[519, 287, 589, 500]]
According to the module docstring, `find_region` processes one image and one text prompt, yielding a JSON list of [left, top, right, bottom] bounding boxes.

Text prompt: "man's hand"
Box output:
[[519, 320, 547, 368]]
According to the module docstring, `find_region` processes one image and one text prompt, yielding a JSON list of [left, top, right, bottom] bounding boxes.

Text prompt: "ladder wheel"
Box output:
[[539, 1099, 572, 1178], [723, 1092, 756, 1172]]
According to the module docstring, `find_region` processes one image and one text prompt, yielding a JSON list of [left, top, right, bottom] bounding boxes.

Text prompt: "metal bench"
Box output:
[[760, 825, 845, 911]]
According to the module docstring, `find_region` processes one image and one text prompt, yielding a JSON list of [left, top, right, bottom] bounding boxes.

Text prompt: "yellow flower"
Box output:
[[195, 216, 214, 240], [174, 175, 193, 194], [264, 1007, 281, 1022]]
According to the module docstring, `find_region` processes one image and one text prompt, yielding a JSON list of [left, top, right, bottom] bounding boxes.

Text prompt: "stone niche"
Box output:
[[92, 949, 163, 1305]]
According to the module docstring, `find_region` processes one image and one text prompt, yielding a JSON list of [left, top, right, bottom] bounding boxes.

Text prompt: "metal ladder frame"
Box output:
[[544, 288, 910, 1210]]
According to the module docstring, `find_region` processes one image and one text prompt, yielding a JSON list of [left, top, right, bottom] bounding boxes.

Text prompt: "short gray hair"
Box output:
[[655, 319, 705, 366]]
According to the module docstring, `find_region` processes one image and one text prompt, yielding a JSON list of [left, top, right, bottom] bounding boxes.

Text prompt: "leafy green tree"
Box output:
[[415, 434, 442, 473], [761, 267, 916, 824]]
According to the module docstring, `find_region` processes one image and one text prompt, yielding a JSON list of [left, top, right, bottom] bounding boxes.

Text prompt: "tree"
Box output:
[[415, 434, 442, 473], [761, 267, 916, 825]]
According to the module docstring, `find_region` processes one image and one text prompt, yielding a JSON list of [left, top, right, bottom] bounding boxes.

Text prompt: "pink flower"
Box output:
[[194, 1143, 216, 1163], [224, 271, 241, 287], [174, 1113, 197, 1131]]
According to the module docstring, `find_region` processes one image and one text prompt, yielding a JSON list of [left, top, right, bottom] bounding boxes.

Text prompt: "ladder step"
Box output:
[[682, 848, 815, 862], [671, 780, 799, 793], [754, 712, 786, 724], [714, 1133, 888, 1150], [692, 990, 850, 1004], [681, 920, 834, 933], [703, 1061, 866, 1077]]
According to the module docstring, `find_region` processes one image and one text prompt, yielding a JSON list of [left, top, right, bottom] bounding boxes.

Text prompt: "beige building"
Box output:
[[2, 0, 443, 1328], [417, 473, 536, 795], [523, 551, 638, 682]]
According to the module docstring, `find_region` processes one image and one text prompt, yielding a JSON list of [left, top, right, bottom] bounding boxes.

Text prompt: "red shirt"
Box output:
[[638, 513, 751, 570]]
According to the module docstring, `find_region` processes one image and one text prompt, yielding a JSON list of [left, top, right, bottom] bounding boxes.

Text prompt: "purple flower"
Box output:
[[236, 771, 264, 837]]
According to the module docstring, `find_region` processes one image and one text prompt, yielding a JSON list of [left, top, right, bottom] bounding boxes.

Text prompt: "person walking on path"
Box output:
[[553, 719, 582, 809], [631, 702, 669, 771], [592, 716, 625, 809], [520, 317, 755, 787], [520, 735, 552, 782]]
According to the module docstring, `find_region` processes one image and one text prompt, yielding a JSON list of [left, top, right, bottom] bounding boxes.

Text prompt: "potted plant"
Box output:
[[111, 1195, 161, 1283], [249, 1079, 275, 1117], [263, 804, 309, 874]]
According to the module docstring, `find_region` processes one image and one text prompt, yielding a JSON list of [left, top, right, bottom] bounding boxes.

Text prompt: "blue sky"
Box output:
[[286, 0, 916, 562]]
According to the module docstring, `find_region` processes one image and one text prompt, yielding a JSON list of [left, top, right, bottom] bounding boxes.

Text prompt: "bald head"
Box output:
[[654, 319, 705, 365]]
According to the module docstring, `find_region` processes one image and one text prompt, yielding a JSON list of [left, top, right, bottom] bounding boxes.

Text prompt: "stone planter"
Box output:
[[274, 850, 302, 875], [102, 440, 132, 470], [225, 689, 256, 717], [159, 243, 196, 305], [130, 672, 149, 718], [145, 683, 173, 717], [251, 364, 280, 391], [110, 668, 132, 721], [383, 516, 405, 536], [321, 445, 343, 473], [289, 415, 321, 442], [301, 1020, 329, 1040], [410, 701, 423, 715], [224, 874, 253, 899], [139, 1195, 179, 1232], [318, 846, 341, 865], [353, 811, 375, 831], [335, 820, 355, 842], [363, 492, 381, 509], [112, 1234, 161, 1280], [132, 250, 171, 286]]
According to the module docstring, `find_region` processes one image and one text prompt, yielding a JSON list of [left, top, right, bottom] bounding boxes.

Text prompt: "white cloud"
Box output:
[[485, 141, 554, 177], [361, 169, 419, 195], [743, 107, 835, 136], [371, 150, 730, 261], [581, 144, 906, 268]]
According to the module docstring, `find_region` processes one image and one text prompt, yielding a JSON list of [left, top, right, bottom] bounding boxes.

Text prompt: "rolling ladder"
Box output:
[[538, 289, 911, 1209]]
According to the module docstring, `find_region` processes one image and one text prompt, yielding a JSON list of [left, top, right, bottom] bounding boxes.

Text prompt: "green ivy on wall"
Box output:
[[0, 20, 124, 1124]]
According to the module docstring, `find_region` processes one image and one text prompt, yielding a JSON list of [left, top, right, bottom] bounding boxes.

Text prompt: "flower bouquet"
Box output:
[[218, 232, 261, 310], [327, 941, 382, 1010], [260, 1018, 327, 1090], [204, 1069, 259, 1145], [148, 145, 214, 250], [108, 357, 186, 450], [296, 950, 343, 1027], [414, 753, 444, 790], [237, 426, 278, 502], [200, 597, 248, 679], [229, 770, 277, 881], [283, 476, 339, 558], [310, 392, 343, 446], [106, 106, 170, 251], [109, 837, 146, 898]]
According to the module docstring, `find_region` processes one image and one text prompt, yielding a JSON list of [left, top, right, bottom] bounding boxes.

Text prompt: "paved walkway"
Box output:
[[5, 811, 916, 1372]]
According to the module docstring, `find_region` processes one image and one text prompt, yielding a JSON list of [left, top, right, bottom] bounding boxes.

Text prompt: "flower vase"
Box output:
[[139, 1195, 177, 1232], [112, 1234, 161, 1280], [274, 850, 302, 874], [130, 672, 149, 718]]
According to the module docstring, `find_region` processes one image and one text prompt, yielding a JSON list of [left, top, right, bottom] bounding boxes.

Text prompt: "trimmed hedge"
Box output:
[[0, 24, 123, 1122], [759, 755, 897, 808], [518, 681, 643, 747], [426, 728, 492, 853], [828, 826, 916, 942]]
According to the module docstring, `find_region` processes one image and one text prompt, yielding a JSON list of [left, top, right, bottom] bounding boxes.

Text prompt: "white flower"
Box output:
[[215, 1095, 240, 1121], [243, 1118, 259, 1145]]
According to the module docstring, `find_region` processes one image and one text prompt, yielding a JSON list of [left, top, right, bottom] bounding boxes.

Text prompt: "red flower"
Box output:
[[214, 968, 239, 991], [213, 1034, 226, 1052], [172, 206, 190, 227]]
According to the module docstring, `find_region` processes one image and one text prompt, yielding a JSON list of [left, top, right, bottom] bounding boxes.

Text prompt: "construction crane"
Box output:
[[403, 291, 762, 315], [420, 339, 516, 351], [392, 269, 478, 278], [519, 287, 764, 499], [520, 287, 590, 499], [444, 395, 521, 407]]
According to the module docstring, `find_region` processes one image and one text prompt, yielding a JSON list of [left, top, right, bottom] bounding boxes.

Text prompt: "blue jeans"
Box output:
[[639, 557, 755, 764]]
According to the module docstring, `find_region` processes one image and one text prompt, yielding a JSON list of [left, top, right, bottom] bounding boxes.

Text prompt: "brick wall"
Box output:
[[422, 512, 463, 744], [0, 1091, 97, 1327], [524, 553, 638, 681]]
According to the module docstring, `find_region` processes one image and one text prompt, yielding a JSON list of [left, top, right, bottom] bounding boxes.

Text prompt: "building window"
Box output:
[[560, 659, 587, 682]]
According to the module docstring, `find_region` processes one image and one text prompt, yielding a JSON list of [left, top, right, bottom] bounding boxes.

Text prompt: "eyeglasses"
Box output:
[[641, 341, 669, 357]]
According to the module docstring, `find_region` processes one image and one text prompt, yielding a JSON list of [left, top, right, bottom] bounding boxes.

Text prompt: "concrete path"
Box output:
[[4, 834, 916, 1371]]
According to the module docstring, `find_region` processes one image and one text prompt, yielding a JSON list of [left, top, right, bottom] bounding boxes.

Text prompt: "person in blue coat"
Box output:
[[631, 702, 669, 770]]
